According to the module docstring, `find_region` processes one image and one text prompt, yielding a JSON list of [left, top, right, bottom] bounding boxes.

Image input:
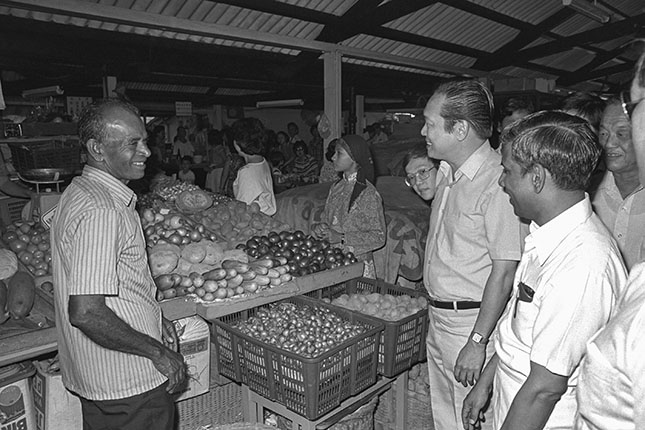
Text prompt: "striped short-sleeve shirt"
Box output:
[[51, 165, 166, 401]]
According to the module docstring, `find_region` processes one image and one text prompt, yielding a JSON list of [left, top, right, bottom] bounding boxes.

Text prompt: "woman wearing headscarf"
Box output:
[[311, 135, 385, 277]]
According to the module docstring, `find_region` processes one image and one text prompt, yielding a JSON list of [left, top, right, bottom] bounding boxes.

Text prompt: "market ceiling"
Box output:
[[0, 0, 644, 113]]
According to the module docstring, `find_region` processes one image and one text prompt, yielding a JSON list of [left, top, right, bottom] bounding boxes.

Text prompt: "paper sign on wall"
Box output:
[[175, 101, 192, 117]]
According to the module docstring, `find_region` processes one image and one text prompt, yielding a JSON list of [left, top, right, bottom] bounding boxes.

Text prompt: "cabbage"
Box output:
[[0, 249, 18, 280]]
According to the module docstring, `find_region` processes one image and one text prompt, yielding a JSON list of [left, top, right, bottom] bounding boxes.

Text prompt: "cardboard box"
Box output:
[[0, 362, 36, 430], [174, 315, 211, 402], [30, 361, 81, 430]]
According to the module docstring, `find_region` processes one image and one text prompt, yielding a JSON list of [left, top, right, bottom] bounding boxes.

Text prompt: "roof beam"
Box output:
[[487, 13, 645, 69], [557, 62, 634, 87], [474, 8, 576, 70], [316, 0, 434, 43], [0, 0, 490, 77], [557, 46, 628, 86], [441, 0, 533, 31], [208, 0, 336, 25]]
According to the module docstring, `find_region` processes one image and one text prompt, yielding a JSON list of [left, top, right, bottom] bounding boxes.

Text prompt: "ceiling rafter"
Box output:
[[488, 13, 645, 70], [208, 0, 337, 25], [316, 0, 434, 43], [557, 46, 630, 86], [558, 61, 634, 88], [474, 8, 576, 70]]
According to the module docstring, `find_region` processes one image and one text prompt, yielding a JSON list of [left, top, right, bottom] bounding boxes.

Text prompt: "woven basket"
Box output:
[[275, 396, 377, 430], [374, 388, 433, 430], [329, 396, 378, 430], [176, 382, 243, 430]]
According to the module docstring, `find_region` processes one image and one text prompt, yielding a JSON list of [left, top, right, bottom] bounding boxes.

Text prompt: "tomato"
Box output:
[[35, 261, 49, 272], [26, 244, 38, 254], [9, 240, 26, 253], [30, 235, 41, 245], [19, 234, 31, 243], [2, 231, 18, 243], [189, 230, 202, 242], [34, 269, 47, 277], [18, 251, 32, 264], [19, 223, 32, 234], [168, 233, 183, 245]]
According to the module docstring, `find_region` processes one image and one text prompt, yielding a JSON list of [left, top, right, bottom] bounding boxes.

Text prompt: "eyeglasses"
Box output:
[[620, 90, 642, 120], [405, 166, 435, 187]]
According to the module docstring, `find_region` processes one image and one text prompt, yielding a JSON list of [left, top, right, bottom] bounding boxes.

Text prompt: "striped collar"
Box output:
[[81, 165, 136, 207]]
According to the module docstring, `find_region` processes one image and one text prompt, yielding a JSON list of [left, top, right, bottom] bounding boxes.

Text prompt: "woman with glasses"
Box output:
[[402, 143, 438, 202]]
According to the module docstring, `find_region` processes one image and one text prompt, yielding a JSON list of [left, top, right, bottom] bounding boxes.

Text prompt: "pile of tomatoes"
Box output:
[[2, 221, 51, 277], [241, 230, 359, 277]]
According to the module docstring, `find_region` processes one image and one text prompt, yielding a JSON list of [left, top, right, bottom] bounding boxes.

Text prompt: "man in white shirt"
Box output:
[[462, 110, 627, 430], [592, 98, 645, 270], [574, 47, 645, 430]]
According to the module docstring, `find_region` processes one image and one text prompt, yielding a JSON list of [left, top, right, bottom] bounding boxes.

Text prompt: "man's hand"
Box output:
[[462, 379, 492, 430], [161, 317, 180, 352], [152, 347, 187, 394], [454, 341, 486, 387]]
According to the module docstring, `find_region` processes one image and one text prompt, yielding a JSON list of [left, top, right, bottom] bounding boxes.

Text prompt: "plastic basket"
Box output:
[[7, 137, 81, 173], [176, 382, 243, 430], [211, 296, 383, 420], [306, 278, 428, 377]]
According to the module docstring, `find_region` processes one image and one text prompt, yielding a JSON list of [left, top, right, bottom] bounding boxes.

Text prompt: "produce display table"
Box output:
[[274, 179, 429, 284], [241, 372, 410, 430], [159, 263, 364, 321]]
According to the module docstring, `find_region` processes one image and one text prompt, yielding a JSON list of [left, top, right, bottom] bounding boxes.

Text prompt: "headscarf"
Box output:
[[335, 135, 375, 212]]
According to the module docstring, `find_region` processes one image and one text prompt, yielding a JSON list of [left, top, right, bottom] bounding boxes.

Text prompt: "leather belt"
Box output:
[[428, 298, 481, 310]]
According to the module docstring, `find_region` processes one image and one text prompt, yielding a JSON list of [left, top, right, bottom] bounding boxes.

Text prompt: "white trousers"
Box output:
[[426, 307, 495, 430]]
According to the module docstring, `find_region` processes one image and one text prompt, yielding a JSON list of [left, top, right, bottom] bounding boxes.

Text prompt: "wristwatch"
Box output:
[[470, 332, 488, 345]]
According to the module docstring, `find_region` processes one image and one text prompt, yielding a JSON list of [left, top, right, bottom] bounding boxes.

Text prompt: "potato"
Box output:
[[148, 251, 179, 277], [181, 242, 206, 264]]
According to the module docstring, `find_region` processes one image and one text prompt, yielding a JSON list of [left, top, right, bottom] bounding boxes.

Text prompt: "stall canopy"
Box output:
[[0, 0, 644, 111]]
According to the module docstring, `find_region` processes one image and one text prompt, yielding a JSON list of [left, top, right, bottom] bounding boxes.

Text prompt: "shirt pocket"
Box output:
[[510, 293, 540, 344]]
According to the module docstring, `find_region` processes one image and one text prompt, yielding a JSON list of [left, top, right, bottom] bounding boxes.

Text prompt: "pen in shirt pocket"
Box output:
[[514, 281, 535, 318]]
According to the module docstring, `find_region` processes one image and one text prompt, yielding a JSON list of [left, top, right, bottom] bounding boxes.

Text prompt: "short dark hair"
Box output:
[[232, 117, 267, 155], [560, 93, 606, 132], [326, 138, 338, 162], [402, 143, 434, 170], [501, 97, 535, 118], [78, 99, 140, 147], [501, 110, 601, 191], [293, 140, 308, 154], [434, 80, 494, 140], [182, 156, 193, 163]]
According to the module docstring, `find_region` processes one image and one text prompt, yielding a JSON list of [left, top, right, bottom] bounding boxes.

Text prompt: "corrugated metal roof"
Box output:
[[0, 0, 641, 106], [469, 0, 562, 25], [384, 3, 519, 53], [342, 34, 476, 69]]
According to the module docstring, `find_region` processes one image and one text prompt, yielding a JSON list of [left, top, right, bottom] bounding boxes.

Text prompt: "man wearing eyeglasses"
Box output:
[[421, 80, 525, 430], [592, 97, 645, 270]]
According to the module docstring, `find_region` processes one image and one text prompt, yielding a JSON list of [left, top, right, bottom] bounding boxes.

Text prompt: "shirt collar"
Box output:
[[525, 195, 593, 265], [438, 141, 491, 182], [343, 171, 358, 182], [82, 165, 137, 207]]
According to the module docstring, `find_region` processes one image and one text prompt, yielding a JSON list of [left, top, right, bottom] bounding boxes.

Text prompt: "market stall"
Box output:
[[0, 171, 432, 430]]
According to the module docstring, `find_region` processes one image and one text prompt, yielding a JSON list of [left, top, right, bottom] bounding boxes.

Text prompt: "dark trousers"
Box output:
[[80, 382, 175, 430]]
